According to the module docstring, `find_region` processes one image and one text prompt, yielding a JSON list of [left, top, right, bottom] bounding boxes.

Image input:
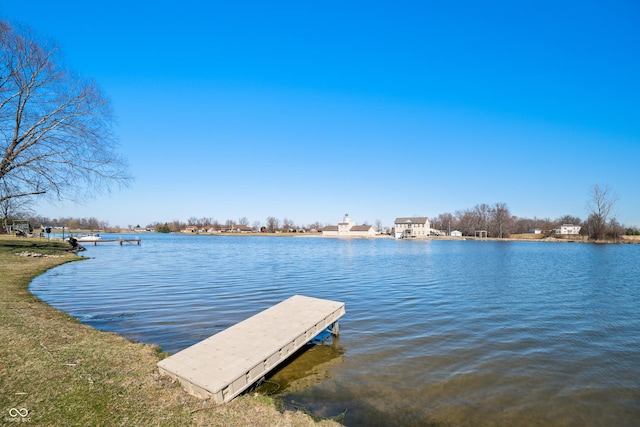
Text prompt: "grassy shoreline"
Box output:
[[0, 234, 339, 426]]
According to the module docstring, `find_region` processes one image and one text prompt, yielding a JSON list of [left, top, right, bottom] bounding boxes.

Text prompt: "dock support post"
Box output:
[[331, 321, 339, 336]]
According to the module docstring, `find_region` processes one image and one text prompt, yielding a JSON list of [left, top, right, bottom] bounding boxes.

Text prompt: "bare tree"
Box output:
[[474, 203, 491, 235], [455, 209, 475, 236], [490, 202, 513, 238], [556, 214, 583, 226], [307, 221, 323, 232], [435, 212, 455, 235], [1, 196, 30, 233], [586, 184, 619, 240], [1, 179, 33, 232], [169, 220, 183, 232], [265, 216, 279, 233], [0, 20, 129, 206], [281, 217, 294, 232], [200, 217, 213, 228], [514, 216, 554, 234], [607, 218, 624, 241]]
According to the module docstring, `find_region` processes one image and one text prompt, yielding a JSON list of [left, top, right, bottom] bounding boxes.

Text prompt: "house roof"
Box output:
[[350, 225, 374, 232], [394, 217, 429, 224], [322, 225, 339, 231]]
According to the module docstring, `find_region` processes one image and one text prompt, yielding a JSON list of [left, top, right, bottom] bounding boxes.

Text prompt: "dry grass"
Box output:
[[507, 233, 546, 240], [0, 234, 340, 426]]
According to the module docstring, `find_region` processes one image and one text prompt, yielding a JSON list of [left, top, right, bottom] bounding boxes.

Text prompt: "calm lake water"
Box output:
[[31, 234, 640, 426]]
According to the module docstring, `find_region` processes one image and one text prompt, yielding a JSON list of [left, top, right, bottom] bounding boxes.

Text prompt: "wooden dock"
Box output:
[[157, 295, 345, 403], [78, 238, 141, 246]]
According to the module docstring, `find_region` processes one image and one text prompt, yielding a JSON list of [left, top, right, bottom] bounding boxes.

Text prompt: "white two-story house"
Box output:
[[394, 217, 431, 239], [555, 224, 582, 235]]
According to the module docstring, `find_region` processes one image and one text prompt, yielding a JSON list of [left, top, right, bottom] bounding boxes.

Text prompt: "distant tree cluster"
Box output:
[[627, 227, 640, 236], [144, 216, 327, 234], [430, 202, 515, 238], [432, 207, 581, 238], [429, 185, 626, 241], [430, 205, 592, 238], [15, 215, 110, 232]]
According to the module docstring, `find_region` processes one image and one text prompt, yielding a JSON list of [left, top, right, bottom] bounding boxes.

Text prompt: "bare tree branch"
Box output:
[[0, 20, 130, 206], [586, 184, 619, 240]]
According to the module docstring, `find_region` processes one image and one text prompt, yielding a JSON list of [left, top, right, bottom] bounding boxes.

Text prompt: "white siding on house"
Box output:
[[322, 225, 339, 237], [556, 224, 581, 235], [338, 214, 355, 236], [394, 217, 431, 239]]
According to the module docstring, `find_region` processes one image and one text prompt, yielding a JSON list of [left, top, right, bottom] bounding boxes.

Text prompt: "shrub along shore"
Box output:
[[0, 234, 339, 426]]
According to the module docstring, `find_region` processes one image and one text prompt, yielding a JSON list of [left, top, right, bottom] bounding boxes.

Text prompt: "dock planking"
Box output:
[[80, 238, 141, 246], [157, 294, 345, 403]]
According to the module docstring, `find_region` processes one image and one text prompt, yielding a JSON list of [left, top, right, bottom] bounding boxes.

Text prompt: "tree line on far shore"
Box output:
[[8, 185, 638, 241], [427, 185, 633, 240]]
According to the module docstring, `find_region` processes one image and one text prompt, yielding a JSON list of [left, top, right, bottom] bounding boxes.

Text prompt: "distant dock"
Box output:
[[76, 237, 141, 246], [157, 295, 345, 403]]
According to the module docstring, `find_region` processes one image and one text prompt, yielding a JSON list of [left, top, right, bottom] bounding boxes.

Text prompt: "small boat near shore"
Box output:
[[75, 234, 102, 242], [66, 234, 141, 246]]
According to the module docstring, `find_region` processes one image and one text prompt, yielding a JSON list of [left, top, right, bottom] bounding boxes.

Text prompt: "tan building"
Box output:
[[394, 217, 430, 239], [349, 224, 377, 237], [322, 214, 376, 237]]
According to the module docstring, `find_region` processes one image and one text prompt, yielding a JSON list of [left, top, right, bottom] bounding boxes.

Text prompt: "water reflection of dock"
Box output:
[[259, 336, 346, 394], [157, 295, 345, 403]]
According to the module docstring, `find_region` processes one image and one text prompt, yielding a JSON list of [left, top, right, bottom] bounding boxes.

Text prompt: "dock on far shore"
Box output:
[[75, 237, 141, 246], [157, 294, 346, 403]]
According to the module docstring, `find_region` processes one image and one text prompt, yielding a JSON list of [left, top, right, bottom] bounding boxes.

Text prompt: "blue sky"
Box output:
[[2, 1, 639, 228]]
